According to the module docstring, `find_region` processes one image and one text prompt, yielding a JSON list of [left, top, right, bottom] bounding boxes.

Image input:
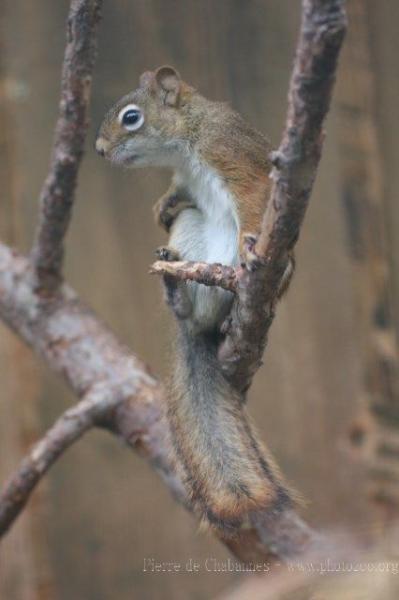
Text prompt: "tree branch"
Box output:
[[0, 241, 316, 560], [0, 0, 347, 566], [222, 0, 347, 390], [30, 0, 102, 293], [150, 260, 238, 293], [0, 385, 122, 536]]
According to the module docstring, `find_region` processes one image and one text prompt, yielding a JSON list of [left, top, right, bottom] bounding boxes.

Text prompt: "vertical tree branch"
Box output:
[[219, 0, 347, 391], [30, 0, 102, 293]]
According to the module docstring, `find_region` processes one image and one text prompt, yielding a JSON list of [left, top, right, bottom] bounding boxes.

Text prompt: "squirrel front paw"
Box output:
[[153, 195, 179, 232], [153, 194, 193, 232]]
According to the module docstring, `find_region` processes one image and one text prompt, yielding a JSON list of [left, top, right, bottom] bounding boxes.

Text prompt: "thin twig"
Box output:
[[30, 0, 102, 293], [0, 385, 122, 536], [150, 260, 238, 293]]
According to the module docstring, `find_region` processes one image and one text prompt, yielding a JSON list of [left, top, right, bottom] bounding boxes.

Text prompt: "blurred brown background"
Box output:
[[1, 1, 399, 599]]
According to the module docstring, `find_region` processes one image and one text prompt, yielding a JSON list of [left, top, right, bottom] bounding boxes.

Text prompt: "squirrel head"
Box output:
[[95, 66, 196, 168]]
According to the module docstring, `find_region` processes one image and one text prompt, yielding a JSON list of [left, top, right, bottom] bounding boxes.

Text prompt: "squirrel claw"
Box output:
[[155, 245, 180, 262], [241, 233, 262, 272]]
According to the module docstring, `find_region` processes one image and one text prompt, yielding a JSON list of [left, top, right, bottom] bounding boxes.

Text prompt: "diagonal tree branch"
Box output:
[[0, 0, 347, 566], [30, 0, 102, 293], [0, 241, 315, 560], [0, 384, 122, 536]]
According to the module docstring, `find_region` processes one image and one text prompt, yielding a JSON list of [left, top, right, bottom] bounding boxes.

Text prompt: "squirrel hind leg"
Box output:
[[155, 245, 193, 320]]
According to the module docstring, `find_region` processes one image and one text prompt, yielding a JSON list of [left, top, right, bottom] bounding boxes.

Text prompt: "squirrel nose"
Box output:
[[95, 137, 110, 157]]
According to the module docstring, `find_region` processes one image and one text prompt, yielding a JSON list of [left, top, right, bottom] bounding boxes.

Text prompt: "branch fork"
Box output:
[[0, 0, 347, 566]]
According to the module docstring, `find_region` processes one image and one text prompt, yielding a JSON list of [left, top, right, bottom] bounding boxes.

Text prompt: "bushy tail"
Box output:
[[168, 327, 293, 533]]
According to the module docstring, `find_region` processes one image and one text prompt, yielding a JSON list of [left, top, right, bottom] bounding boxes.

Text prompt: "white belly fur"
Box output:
[[169, 158, 239, 330]]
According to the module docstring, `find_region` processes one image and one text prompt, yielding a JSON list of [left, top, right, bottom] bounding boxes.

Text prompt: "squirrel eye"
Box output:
[[118, 104, 144, 131]]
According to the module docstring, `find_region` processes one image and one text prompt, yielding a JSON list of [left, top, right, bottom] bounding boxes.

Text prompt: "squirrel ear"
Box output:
[[154, 66, 181, 107], [139, 70, 155, 89]]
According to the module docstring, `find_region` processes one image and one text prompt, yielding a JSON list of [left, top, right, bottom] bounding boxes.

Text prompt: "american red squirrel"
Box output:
[[96, 66, 295, 533]]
